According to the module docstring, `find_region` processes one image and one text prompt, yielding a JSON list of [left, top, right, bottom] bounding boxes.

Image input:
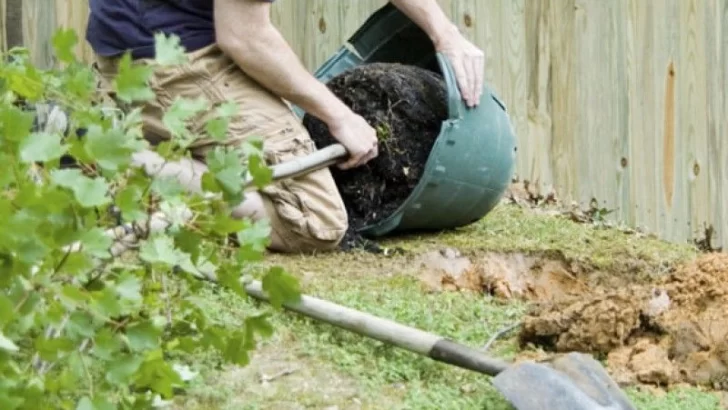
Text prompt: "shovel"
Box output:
[[100, 144, 637, 410]]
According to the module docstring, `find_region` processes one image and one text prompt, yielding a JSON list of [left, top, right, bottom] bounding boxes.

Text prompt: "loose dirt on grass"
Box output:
[[174, 345, 388, 410], [415, 248, 590, 301], [303, 62, 448, 250], [518, 252, 728, 389]]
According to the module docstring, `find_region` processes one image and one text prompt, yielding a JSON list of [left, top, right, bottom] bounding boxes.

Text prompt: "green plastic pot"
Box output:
[[296, 3, 517, 237]]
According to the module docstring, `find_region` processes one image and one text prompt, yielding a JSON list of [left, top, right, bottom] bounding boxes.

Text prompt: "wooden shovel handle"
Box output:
[[267, 143, 347, 183]]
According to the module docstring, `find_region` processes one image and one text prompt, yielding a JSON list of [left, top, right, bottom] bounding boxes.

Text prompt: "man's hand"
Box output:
[[214, 0, 378, 168], [432, 29, 484, 108], [327, 112, 378, 170], [389, 0, 485, 108]]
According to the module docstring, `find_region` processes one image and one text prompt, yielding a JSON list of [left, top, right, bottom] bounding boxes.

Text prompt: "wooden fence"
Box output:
[[2, 0, 726, 249]]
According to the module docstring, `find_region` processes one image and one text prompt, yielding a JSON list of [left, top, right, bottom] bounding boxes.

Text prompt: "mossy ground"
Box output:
[[169, 202, 723, 410]]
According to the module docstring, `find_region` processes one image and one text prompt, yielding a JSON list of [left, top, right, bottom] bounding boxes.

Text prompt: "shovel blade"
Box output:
[[492, 352, 636, 410]]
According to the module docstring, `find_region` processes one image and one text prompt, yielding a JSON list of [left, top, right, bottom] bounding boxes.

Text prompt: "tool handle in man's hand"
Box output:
[[244, 143, 348, 187], [270, 143, 348, 181]]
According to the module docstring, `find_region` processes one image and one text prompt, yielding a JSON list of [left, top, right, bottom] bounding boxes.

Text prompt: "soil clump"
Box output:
[[518, 252, 728, 389], [303, 63, 448, 251]]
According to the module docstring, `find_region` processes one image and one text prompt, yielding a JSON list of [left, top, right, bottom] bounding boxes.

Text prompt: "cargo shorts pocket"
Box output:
[[261, 133, 347, 244]]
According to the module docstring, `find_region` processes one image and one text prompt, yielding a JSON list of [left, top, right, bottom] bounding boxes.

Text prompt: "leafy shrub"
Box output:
[[0, 29, 299, 409]]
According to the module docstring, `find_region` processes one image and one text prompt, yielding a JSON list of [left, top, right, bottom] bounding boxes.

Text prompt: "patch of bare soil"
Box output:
[[416, 248, 589, 302], [175, 345, 382, 410], [518, 252, 728, 389]]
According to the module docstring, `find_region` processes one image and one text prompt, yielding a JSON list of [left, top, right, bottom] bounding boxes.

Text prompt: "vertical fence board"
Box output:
[[523, 0, 554, 191], [717, 0, 728, 249], [655, 0, 682, 242], [22, 0, 56, 68], [548, 0, 579, 202], [54, 0, 91, 62], [704, 0, 726, 250], [679, 0, 710, 242], [625, 0, 656, 232]]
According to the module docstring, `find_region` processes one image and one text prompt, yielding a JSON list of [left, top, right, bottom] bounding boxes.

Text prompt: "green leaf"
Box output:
[[125, 321, 161, 352], [0, 105, 34, 142], [173, 228, 203, 261], [203, 147, 245, 203], [151, 175, 186, 200], [68, 311, 96, 339], [215, 264, 245, 298], [106, 354, 143, 385], [216, 100, 239, 117], [114, 53, 155, 103], [223, 331, 250, 366], [0, 331, 19, 352], [0, 295, 15, 326], [261, 266, 300, 309], [115, 182, 147, 222], [243, 314, 274, 350], [0, 393, 24, 410], [60, 285, 88, 308], [5, 62, 44, 100], [138, 235, 181, 267], [90, 288, 122, 319], [76, 396, 93, 410], [139, 235, 201, 276], [34, 336, 75, 361], [78, 227, 113, 259], [64, 67, 96, 100], [18, 131, 68, 163], [83, 124, 144, 171], [162, 97, 207, 144], [204, 101, 238, 141], [52, 27, 78, 64], [247, 154, 272, 189], [115, 272, 142, 303], [236, 218, 271, 262], [76, 396, 115, 410], [204, 117, 228, 141], [154, 33, 187, 66], [91, 328, 122, 361], [50, 169, 110, 208], [133, 352, 183, 398]]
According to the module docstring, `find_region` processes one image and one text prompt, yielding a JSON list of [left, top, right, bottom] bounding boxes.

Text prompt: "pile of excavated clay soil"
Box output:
[[518, 252, 728, 388]]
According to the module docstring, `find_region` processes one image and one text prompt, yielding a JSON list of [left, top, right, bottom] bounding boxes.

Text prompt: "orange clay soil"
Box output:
[[518, 252, 728, 388]]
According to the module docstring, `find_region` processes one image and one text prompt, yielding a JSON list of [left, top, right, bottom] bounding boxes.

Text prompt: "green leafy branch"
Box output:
[[0, 28, 300, 409]]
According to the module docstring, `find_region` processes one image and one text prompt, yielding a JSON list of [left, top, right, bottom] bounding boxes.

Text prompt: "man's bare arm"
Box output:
[[389, 0, 484, 107], [213, 0, 377, 169]]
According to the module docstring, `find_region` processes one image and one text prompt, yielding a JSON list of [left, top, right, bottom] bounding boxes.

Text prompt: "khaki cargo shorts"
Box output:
[[93, 43, 348, 252]]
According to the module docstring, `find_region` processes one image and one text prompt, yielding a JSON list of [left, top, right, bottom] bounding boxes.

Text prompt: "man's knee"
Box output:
[[261, 176, 349, 253], [258, 131, 349, 253]]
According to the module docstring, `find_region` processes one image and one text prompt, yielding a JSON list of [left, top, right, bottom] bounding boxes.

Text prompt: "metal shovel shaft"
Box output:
[[243, 280, 511, 376]]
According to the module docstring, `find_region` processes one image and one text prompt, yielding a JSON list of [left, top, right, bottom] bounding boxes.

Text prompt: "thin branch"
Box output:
[[161, 272, 173, 327], [481, 322, 521, 352]]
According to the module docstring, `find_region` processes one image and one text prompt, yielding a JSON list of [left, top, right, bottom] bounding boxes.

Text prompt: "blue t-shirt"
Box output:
[[86, 0, 274, 60]]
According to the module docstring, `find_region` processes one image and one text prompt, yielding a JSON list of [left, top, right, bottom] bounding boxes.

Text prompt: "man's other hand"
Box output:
[[388, 0, 486, 108], [433, 28, 484, 108], [327, 111, 378, 170]]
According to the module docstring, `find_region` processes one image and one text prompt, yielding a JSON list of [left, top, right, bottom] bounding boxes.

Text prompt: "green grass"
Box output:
[[386, 204, 698, 275], [169, 203, 721, 410], [626, 386, 723, 410]]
